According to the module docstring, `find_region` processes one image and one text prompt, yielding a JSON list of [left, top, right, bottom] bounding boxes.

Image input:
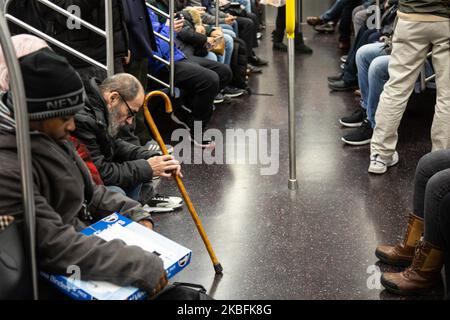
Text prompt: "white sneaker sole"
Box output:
[[368, 152, 399, 174], [341, 137, 371, 146], [339, 119, 363, 128]]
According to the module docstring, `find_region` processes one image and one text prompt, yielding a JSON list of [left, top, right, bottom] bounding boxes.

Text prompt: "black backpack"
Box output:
[[230, 37, 249, 90], [152, 282, 214, 300]]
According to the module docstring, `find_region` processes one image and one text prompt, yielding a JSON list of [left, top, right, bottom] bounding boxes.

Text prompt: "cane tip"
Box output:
[[214, 263, 223, 274]]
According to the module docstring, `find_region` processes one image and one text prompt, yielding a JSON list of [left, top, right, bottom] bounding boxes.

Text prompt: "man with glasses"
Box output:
[[73, 73, 183, 212]]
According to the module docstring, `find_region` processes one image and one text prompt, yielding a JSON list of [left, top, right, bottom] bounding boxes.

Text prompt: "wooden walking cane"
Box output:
[[143, 91, 223, 274]]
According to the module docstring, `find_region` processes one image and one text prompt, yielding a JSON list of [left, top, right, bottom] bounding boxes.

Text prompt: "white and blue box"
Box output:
[[40, 213, 192, 300]]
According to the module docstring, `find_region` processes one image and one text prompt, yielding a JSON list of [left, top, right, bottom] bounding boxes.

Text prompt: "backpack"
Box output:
[[152, 282, 214, 300], [230, 37, 249, 90]]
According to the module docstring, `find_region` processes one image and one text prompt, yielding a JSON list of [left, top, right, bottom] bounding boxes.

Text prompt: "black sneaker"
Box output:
[[273, 42, 288, 52], [339, 109, 366, 128], [341, 119, 373, 146], [249, 55, 268, 67], [222, 86, 245, 98], [329, 79, 359, 91]]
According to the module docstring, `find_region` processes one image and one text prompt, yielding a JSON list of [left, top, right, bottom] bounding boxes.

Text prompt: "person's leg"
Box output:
[[272, 5, 285, 44], [235, 16, 257, 56], [189, 55, 233, 92], [374, 151, 450, 268], [338, 0, 362, 45], [413, 150, 450, 220], [204, 51, 219, 62], [222, 27, 236, 39], [381, 164, 449, 295], [353, 6, 368, 35], [355, 42, 386, 114], [321, 0, 346, 23], [370, 19, 431, 167], [366, 55, 389, 128], [105, 186, 127, 196], [429, 21, 450, 152], [158, 60, 219, 124], [222, 34, 234, 65]]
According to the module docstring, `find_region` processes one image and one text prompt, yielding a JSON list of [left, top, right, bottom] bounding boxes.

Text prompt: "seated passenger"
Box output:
[[146, 5, 233, 147], [72, 73, 183, 211], [0, 48, 168, 295], [376, 150, 450, 296]]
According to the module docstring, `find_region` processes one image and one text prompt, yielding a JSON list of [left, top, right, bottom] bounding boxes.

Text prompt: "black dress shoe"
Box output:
[[273, 42, 288, 52], [328, 80, 358, 91], [249, 55, 268, 67], [327, 73, 343, 83]]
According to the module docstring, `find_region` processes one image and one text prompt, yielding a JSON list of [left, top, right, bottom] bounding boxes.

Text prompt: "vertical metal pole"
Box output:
[[215, 0, 219, 28], [169, 0, 175, 97], [375, 0, 381, 31], [0, 9, 39, 299], [296, 0, 302, 30], [286, 0, 298, 191], [105, 0, 114, 77]]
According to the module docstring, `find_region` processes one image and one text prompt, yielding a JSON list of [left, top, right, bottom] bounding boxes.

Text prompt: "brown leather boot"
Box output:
[[381, 241, 444, 296], [375, 214, 424, 266]]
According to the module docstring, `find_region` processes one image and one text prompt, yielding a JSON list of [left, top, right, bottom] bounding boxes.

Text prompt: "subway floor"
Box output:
[[154, 25, 440, 300]]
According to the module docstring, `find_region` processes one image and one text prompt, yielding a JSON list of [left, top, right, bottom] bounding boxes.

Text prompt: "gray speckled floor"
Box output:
[[153, 26, 440, 300]]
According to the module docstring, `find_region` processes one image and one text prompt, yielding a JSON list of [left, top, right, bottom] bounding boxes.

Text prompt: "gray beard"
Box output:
[[107, 107, 122, 138]]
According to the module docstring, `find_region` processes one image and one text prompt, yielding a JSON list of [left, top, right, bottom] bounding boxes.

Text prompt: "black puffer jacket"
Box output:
[[73, 78, 156, 188], [42, 0, 129, 68]]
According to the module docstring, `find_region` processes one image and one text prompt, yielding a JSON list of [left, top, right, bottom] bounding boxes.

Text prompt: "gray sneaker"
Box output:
[[368, 152, 399, 174]]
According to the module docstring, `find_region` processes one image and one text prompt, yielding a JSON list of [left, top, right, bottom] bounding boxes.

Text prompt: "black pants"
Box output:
[[236, 16, 257, 57], [342, 25, 378, 83], [156, 56, 231, 123], [273, 5, 304, 44], [339, 0, 362, 42], [413, 150, 450, 248]]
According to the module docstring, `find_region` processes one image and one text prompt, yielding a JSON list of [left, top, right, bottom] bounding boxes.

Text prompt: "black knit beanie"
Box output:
[[18, 48, 85, 121]]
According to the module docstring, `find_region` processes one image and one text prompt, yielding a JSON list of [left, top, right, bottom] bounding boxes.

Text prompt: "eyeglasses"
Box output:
[[117, 92, 137, 120]]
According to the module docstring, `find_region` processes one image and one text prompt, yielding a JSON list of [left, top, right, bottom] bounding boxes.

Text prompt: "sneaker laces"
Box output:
[[152, 193, 170, 201], [370, 154, 386, 166]]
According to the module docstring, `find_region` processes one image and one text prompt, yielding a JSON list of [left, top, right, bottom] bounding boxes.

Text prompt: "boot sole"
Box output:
[[381, 275, 444, 297], [375, 250, 412, 267]]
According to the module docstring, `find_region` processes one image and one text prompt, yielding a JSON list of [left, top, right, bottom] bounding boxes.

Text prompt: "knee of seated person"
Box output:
[[106, 186, 127, 196], [370, 57, 390, 80], [418, 151, 450, 175], [426, 170, 450, 196]]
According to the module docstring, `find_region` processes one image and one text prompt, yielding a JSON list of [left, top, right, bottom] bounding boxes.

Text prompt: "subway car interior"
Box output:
[[0, 0, 449, 304]]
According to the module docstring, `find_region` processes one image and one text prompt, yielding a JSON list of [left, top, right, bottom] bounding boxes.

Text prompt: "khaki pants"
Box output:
[[370, 18, 450, 161]]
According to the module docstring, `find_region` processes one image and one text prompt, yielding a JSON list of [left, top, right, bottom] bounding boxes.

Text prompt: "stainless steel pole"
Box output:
[[0, 8, 39, 300], [215, 0, 219, 28], [288, 37, 298, 191], [169, 0, 175, 97], [375, 0, 381, 31], [286, 1, 298, 190], [105, 0, 114, 77]]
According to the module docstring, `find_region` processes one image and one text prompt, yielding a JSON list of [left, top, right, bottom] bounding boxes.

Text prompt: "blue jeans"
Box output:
[[204, 51, 218, 62], [206, 32, 233, 66], [236, 0, 252, 13], [221, 21, 239, 37], [356, 42, 389, 128], [321, 0, 346, 22]]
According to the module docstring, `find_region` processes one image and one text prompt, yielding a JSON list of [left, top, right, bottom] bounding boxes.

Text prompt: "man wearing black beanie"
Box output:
[[0, 48, 169, 297]]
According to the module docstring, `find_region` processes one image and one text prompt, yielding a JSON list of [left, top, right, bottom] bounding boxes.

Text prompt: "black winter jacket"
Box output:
[[73, 78, 156, 188], [43, 0, 129, 68]]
